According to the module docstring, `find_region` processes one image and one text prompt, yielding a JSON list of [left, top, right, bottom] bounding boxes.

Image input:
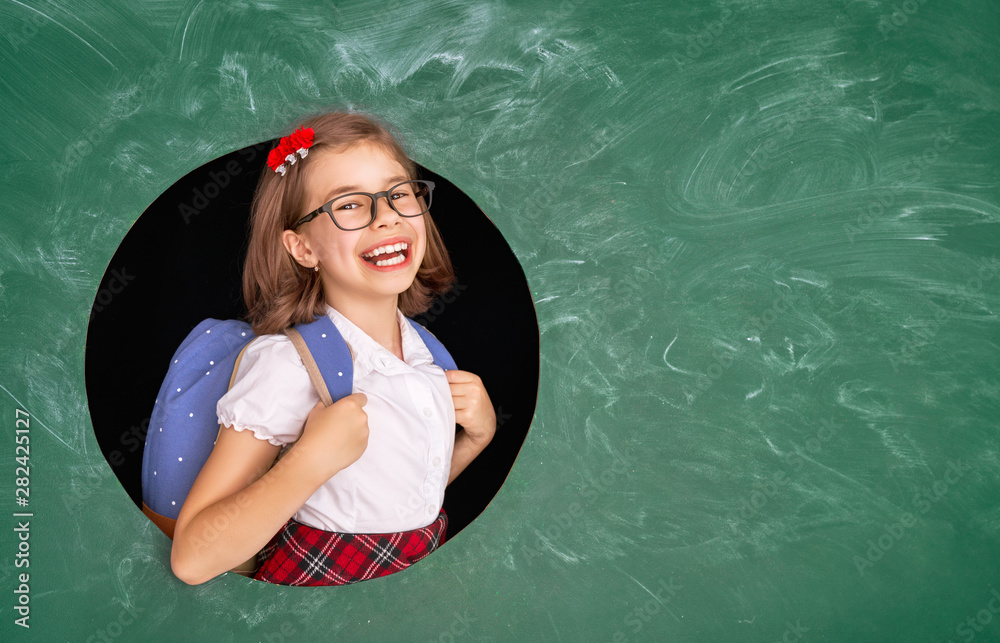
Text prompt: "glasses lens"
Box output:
[[389, 181, 432, 217], [328, 194, 374, 230]]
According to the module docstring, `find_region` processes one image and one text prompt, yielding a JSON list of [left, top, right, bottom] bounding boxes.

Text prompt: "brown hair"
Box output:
[[242, 112, 455, 335]]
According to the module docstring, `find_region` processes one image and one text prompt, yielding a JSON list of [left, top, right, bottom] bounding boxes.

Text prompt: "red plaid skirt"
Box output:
[[254, 510, 447, 586]]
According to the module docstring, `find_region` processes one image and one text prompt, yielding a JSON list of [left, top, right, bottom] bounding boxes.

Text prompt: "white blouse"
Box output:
[[216, 305, 455, 533]]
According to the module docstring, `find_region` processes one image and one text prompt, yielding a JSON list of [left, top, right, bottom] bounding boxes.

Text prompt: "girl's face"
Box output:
[[287, 143, 427, 310]]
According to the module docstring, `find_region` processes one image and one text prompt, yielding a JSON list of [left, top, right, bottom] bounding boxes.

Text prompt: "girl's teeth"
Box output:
[[365, 242, 408, 258], [375, 254, 406, 267]]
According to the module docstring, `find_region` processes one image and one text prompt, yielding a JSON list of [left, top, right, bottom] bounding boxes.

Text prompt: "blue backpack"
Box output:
[[141, 314, 456, 538]]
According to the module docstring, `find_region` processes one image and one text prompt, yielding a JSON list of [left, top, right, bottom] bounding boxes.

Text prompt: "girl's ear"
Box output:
[[281, 230, 317, 270]]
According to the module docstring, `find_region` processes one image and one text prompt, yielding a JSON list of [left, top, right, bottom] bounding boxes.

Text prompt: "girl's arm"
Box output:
[[171, 393, 369, 585], [446, 370, 496, 484]]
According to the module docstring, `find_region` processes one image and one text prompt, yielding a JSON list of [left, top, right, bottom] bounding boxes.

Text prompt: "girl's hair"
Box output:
[[243, 111, 455, 335]]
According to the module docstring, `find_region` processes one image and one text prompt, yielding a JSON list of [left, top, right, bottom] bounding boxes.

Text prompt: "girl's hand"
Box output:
[[446, 370, 496, 446], [294, 392, 370, 479]]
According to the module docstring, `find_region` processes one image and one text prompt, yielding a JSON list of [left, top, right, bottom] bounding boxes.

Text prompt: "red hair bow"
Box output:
[[267, 127, 315, 176]]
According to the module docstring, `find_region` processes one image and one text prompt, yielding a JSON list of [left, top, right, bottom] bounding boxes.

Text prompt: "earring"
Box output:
[[313, 265, 319, 272]]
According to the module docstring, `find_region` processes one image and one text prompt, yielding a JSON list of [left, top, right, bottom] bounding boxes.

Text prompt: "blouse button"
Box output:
[[432, 456, 441, 467], [423, 407, 434, 418], [427, 505, 436, 515]]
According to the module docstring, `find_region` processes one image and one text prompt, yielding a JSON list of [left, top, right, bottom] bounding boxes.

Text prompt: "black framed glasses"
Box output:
[[290, 180, 435, 231]]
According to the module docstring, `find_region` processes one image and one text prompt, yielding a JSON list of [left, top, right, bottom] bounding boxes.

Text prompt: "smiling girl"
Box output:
[[170, 112, 495, 586]]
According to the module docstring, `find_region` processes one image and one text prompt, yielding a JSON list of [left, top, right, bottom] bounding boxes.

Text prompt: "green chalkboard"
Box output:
[[1, 0, 999, 641]]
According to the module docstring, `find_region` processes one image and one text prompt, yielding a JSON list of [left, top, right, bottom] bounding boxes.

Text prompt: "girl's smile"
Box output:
[[359, 235, 414, 271]]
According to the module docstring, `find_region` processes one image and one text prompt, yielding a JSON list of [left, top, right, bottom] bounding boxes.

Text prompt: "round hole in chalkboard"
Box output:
[[83, 138, 538, 566]]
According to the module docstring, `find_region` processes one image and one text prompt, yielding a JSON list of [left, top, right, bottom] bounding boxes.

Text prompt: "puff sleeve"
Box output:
[[216, 334, 320, 446]]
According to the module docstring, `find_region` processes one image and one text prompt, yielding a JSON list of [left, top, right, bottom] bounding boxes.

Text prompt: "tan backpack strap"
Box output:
[[214, 339, 255, 442], [284, 327, 335, 407], [228, 341, 253, 389]]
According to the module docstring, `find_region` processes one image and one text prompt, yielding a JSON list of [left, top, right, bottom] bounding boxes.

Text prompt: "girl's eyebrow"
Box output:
[[323, 175, 411, 201]]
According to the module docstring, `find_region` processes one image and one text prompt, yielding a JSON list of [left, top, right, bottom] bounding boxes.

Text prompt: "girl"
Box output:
[[170, 112, 495, 586]]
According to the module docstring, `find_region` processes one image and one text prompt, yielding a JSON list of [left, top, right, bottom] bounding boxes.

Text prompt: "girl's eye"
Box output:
[[336, 201, 363, 211], [391, 190, 411, 200]]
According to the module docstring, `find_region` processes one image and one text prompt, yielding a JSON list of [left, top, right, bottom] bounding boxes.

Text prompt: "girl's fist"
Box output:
[[446, 370, 496, 446], [297, 392, 370, 477]]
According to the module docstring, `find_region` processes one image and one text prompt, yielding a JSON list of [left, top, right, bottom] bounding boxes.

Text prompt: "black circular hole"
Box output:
[[84, 140, 538, 543]]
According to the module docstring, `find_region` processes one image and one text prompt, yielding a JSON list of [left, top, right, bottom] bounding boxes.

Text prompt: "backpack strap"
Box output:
[[406, 318, 457, 371], [284, 315, 354, 407], [213, 339, 257, 443], [283, 314, 456, 409]]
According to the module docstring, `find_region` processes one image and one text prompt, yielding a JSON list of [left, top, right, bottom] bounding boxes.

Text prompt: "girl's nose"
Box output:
[[370, 194, 401, 227]]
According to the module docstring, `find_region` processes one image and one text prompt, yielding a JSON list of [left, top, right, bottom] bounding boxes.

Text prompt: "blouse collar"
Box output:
[[323, 305, 434, 379]]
